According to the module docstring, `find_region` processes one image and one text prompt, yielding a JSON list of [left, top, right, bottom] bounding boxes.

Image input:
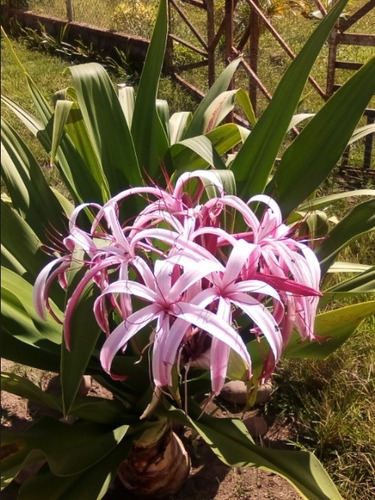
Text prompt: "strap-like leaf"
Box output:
[[69, 63, 141, 192], [1, 372, 62, 413], [169, 111, 192, 144], [235, 88, 257, 127], [50, 99, 73, 163], [1, 201, 46, 281], [1, 418, 129, 478], [1, 119, 67, 241], [163, 403, 343, 500], [168, 124, 246, 173], [185, 58, 242, 139], [60, 274, 102, 416], [348, 123, 375, 145], [131, 0, 169, 180], [267, 56, 375, 216], [1, 268, 61, 371], [297, 189, 375, 211], [284, 300, 375, 359], [232, 0, 349, 198], [2, 94, 105, 204], [326, 265, 375, 293], [169, 135, 227, 173], [118, 84, 135, 128], [16, 435, 132, 500], [316, 198, 375, 275]]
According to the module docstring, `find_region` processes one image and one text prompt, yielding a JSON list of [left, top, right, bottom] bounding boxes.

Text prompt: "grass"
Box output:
[[0, 34, 197, 165], [5, 0, 375, 132], [270, 222, 375, 499], [1, 35, 71, 188], [271, 314, 375, 499], [2, 4, 375, 499]]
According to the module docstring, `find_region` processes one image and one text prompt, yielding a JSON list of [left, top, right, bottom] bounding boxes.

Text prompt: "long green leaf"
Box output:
[[16, 437, 133, 500], [284, 300, 375, 359], [1, 418, 128, 477], [1, 95, 105, 204], [297, 189, 375, 211], [326, 265, 375, 293], [118, 84, 135, 128], [316, 198, 375, 274], [327, 262, 372, 274], [201, 90, 239, 133], [2, 28, 108, 203], [169, 111, 192, 144], [1, 268, 61, 371], [267, 56, 375, 216], [194, 417, 341, 500], [131, 0, 169, 179], [169, 135, 227, 172], [185, 58, 242, 138], [168, 124, 246, 172], [62, 102, 110, 201], [50, 99, 73, 163], [1, 372, 62, 413], [1, 94, 43, 137], [69, 63, 141, 192], [1, 268, 62, 342], [1, 201, 46, 280], [164, 404, 342, 500], [1, 119, 67, 241], [235, 88, 257, 126], [348, 123, 375, 145], [1, 331, 61, 373], [232, 0, 348, 197], [1, 372, 129, 426], [207, 123, 249, 154], [60, 269, 103, 415]]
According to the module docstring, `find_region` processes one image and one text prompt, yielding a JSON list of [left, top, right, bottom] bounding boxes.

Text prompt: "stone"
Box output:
[[255, 381, 273, 404], [244, 415, 268, 438], [220, 380, 248, 405], [220, 380, 273, 406]]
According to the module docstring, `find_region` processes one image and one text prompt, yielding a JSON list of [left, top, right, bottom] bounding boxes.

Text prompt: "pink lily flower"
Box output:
[[97, 255, 252, 393], [34, 171, 322, 396]]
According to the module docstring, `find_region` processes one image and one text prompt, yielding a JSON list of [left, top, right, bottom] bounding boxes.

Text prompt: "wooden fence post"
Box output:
[[66, 0, 73, 22]]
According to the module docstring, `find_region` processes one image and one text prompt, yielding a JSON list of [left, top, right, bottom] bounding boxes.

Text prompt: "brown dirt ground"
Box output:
[[1, 359, 301, 500]]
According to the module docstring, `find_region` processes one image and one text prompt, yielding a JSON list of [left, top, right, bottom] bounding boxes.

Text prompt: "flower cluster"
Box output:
[[34, 171, 321, 394]]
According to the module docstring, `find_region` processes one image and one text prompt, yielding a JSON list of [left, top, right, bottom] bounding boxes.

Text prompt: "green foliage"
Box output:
[[1, 0, 375, 498], [111, 0, 158, 38]]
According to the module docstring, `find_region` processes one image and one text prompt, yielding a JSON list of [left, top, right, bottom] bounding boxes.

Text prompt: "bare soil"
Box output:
[[1, 359, 301, 500]]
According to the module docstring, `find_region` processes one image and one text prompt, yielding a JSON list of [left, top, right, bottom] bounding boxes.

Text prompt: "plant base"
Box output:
[[117, 428, 190, 498]]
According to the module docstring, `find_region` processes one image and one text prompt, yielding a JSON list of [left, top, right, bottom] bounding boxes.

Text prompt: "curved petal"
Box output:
[[101, 205, 131, 254], [209, 296, 233, 393], [208, 194, 259, 231], [210, 338, 231, 394], [33, 257, 70, 320], [63, 256, 128, 346], [231, 293, 283, 362], [100, 304, 159, 375], [175, 302, 252, 375], [169, 259, 223, 298], [152, 316, 191, 387], [173, 170, 224, 199], [222, 240, 256, 287], [96, 279, 159, 304]]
